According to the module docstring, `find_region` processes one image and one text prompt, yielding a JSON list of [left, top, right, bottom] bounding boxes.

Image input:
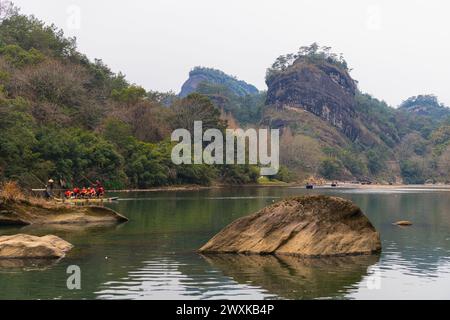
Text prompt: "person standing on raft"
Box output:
[[44, 179, 54, 199]]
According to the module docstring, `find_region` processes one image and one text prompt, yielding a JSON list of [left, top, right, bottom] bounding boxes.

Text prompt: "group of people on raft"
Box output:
[[64, 181, 105, 199]]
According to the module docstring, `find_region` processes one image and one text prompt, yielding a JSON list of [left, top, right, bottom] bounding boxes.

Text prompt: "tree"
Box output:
[[400, 158, 426, 184], [319, 158, 345, 180], [171, 93, 226, 133], [437, 145, 450, 182], [266, 43, 349, 81], [366, 149, 385, 175], [0, 97, 37, 179], [279, 130, 323, 178], [111, 85, 146, 106], [0, 44, 44, 66], [0, 1, 18, 22], [0, 13, 76, 57]]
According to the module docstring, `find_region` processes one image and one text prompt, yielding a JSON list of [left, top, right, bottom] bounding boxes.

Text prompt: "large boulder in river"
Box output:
[[199, 195, 381, 257], [0, 234, 73, 259]]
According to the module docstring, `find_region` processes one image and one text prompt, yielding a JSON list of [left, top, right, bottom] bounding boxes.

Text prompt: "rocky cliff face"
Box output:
[[266, 58, 360, 140]]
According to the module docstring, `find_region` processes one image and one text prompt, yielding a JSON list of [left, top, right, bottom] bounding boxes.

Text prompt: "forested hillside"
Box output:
[[184, 44, 450, 184], [261, 44, 450, 183], [0, 4, 260, 189]]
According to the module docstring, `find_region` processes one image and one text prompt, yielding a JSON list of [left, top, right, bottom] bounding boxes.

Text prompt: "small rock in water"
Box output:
[[393, 220, 413, 226]]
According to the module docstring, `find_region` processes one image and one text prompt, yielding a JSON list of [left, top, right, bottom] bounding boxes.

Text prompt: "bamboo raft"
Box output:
[[54, 197, 119, 204]]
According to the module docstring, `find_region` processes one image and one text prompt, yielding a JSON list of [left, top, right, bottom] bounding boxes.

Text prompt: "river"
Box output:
[[1, 186, 450, 299]]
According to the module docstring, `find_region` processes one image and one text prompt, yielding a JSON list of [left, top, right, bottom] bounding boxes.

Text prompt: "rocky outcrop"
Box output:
[[398, 95, 450, 120], [179, 66, 259, 98], [0, 234, 73, 259], [0, 199, 128, 226], [199, 195, 381, 257], [266, 58, 360, 140]]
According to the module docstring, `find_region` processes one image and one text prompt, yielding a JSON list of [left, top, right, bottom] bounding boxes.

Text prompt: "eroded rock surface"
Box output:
[[266, 58, 359, 140], [200, 195, 381, 257], [0, 199, 128, 226]]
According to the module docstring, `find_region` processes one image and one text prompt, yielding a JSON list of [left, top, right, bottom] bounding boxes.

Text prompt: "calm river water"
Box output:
[[1, 186, 450, 299]]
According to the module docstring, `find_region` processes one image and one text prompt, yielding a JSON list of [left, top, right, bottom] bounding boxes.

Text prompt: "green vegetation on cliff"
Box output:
[[180, 66, 258, 98], [263, 44, 450, 183]]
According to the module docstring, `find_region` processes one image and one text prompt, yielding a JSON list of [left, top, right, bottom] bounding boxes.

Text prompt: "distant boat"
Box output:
[[306, 184, 314, 189], [331, 182, 337, 187]]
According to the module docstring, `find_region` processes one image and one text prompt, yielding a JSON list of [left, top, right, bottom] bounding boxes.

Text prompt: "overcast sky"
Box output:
[[11, 0, 450, 107]]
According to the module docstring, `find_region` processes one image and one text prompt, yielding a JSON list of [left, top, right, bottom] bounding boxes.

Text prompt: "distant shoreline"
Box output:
[[108, 183, 450, 192], [31, 183, 450, 194]]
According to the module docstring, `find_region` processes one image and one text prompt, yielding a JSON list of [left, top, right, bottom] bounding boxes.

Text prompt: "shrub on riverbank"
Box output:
[[0, 181, 24, 202]]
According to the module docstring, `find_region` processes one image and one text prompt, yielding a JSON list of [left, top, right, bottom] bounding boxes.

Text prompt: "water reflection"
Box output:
[[95, 254, 273, 300], [0, 258, 62, 272], [201, 253, 380, 299]]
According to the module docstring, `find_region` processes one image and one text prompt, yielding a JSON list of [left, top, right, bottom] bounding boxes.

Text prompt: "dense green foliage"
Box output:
[[0, 7, 262, 189], [397, 95, 450, 139], [194, 81, 266, 125], [266, 43, 349, 82]]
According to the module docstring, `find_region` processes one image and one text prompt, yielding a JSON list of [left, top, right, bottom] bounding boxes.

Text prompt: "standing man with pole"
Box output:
[[44, 179, 54, 200]]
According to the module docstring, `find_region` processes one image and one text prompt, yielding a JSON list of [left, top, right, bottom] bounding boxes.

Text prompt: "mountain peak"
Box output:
[[399, 95, 450, 118], [265, 46, 359, 140], [179, 66, 258, 98]]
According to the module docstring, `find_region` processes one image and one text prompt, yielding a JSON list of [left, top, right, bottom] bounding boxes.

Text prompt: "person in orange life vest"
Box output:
[[97, 186, 105, 198], [94, 180, 103, 189]]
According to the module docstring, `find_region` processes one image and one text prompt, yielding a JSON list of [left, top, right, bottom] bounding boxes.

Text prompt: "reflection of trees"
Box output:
[[201, 253, 379, 299]]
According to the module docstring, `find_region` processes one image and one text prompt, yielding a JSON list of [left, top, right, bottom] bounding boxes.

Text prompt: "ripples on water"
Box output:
[[95, 256, 274, 300], [1, 186, 450, 299]]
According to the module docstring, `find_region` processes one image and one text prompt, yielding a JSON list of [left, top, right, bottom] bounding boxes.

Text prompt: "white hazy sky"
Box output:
[[11, 0, 450, 107]]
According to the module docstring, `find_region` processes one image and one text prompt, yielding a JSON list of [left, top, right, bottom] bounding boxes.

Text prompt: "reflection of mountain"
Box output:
[[201, 253, 380, 299]]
